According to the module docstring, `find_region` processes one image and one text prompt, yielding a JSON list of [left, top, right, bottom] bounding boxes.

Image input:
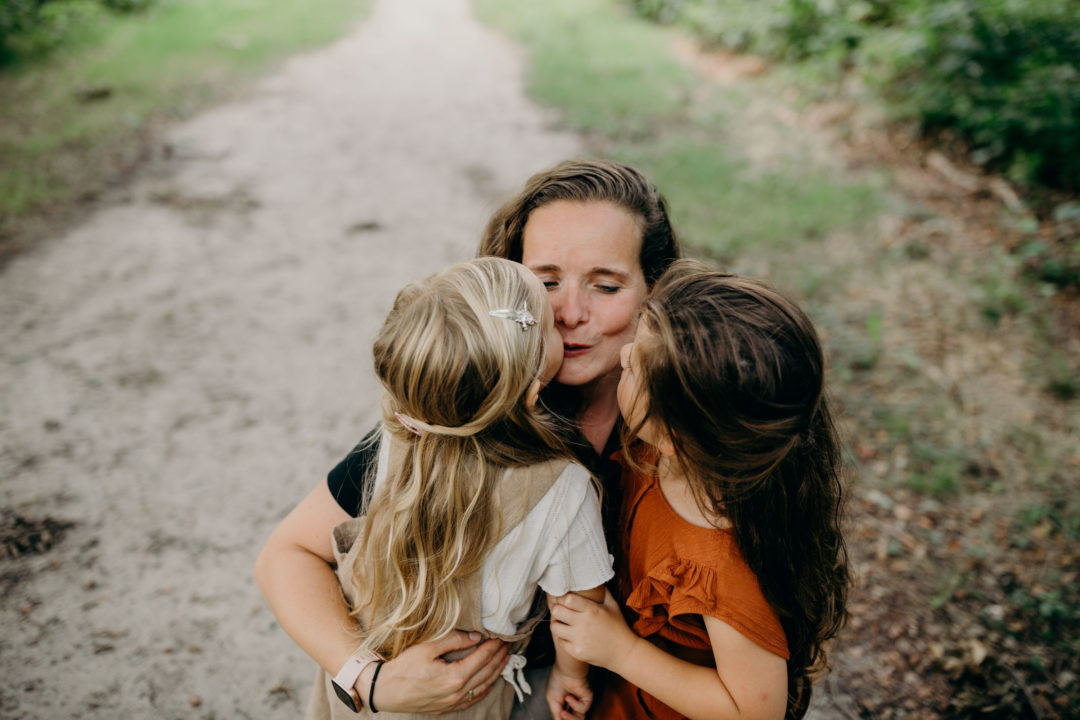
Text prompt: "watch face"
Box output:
[[332, 680, 360, 712]]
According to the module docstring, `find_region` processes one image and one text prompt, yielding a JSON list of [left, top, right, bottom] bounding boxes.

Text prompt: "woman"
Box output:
[[254, 159, 681, 717]]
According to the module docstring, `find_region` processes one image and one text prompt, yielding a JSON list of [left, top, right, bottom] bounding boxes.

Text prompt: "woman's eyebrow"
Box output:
[[588, 267, 632, 282], [526, 264, 632, 281]]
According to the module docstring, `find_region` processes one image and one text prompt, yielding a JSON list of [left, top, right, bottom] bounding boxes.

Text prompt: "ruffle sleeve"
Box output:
[[625, 555, 789, 659]]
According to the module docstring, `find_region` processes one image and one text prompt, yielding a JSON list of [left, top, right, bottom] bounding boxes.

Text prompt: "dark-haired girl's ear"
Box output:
[[656, 435, 677, 458]]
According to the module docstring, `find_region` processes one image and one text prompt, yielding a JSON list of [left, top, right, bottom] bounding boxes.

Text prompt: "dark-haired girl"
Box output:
[[550, 260, 849, 720]]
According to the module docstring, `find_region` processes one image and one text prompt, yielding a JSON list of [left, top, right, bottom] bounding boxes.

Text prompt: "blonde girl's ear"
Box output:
[[525, 379, 543, 409]]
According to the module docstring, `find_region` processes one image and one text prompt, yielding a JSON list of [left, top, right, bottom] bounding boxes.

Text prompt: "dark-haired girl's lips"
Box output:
[[563, 344, 591, 358]]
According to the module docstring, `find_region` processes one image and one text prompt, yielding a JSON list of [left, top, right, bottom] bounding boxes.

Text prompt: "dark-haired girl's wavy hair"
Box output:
[[625, 260, 850, 718]]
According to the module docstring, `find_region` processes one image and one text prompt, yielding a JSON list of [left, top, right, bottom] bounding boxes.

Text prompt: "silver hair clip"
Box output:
[[489, 303, 536, 332]]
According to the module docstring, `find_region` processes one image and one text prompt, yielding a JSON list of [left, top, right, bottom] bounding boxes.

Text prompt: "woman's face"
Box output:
[[521, 200, 647, 389]]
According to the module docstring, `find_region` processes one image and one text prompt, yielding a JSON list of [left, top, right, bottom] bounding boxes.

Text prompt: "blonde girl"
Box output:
[[550, 260, 849, 720], [304, 257, 611, 720]]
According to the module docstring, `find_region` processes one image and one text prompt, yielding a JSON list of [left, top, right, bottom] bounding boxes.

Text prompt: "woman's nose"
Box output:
[[555, 286, 588, 328]]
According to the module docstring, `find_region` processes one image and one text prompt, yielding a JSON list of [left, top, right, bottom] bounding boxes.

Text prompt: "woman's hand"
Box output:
[[545, 664, 593, 720], [372, 631, 510, 714], [549, 588, 640, 672]]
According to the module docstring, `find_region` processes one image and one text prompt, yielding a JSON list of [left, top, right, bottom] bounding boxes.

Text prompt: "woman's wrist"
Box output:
[[358, 660, 381, 711]]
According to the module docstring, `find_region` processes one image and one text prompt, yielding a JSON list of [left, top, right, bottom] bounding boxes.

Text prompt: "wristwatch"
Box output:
[[332, 651, 380, 713]]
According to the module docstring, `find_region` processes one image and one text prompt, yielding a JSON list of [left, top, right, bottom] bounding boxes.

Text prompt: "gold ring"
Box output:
[[466, 689, 474, 702]]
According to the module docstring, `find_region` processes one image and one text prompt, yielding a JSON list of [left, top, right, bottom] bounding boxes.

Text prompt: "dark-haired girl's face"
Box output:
[[522, 200, 647, 390], [616, 330, 666, 448]]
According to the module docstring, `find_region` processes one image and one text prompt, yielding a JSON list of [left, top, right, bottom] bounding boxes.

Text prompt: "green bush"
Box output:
[[99, 0, 154, 11], [627, 0, 1080, 193], [1, 0, 153, 64], [885, 1, 1080, 191]]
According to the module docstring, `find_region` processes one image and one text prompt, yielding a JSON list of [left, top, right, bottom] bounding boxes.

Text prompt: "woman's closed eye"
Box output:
[[596, 284, 621, 294]]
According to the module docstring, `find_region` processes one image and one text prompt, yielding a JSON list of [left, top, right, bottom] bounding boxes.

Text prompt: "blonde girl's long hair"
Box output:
[[342, 257, 572, 660]]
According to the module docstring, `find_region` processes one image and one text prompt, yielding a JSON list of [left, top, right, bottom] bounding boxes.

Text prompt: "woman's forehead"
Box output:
[[521, 200, 643, 275]]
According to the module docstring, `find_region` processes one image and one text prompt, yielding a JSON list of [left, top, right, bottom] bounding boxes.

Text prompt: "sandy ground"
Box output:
[[0, 2, 858, 718]]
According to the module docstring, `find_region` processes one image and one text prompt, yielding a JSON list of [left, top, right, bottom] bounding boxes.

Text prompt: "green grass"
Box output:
[[477, 0, 693, 136], [0, 0, 369, 222], [474, 0, 881, 258], [619, 138, 880, 256]]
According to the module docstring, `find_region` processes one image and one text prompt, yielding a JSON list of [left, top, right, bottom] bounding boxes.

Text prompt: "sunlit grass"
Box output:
[[476, 0, 693, 136], [620, 138, 881, 256], [0, 0, 368, 220], [475, 0, 881, 257]]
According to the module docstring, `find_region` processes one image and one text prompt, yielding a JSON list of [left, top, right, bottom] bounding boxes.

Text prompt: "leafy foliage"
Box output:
[[627, 0, 1080, 192], [886, 1, 1080, 192], [0, 0, 152, 64]]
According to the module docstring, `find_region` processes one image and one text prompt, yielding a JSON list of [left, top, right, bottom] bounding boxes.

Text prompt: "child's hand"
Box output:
[[545, 664, 593, 720], [549, 588, 639, 671]]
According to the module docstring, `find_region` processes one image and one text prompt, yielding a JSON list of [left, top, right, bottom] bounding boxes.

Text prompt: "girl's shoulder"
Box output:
[[499, 458, 597, 522], [626, 515, 788, 657], [507, 457, 593, 490]]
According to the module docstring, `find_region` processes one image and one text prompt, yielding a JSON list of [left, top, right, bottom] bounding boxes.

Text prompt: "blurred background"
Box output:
[[2, 1, 1077, 718]]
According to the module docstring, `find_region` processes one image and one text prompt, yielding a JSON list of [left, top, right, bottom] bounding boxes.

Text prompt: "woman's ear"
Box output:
[[525, 379, 543, 409]]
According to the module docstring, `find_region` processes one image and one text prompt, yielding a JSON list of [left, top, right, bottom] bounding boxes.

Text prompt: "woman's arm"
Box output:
[[254, 480, 510, 713], [550, 590, 787, 720]]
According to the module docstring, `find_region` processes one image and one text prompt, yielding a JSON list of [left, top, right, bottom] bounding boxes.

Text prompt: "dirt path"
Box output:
[[0, 2, 869, 718], [0, 1, 581, 717]]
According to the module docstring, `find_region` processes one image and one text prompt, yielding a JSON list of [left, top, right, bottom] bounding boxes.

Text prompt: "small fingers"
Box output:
[[549, 603, 574, 626], [556, 591, 604, 612], [563, 693, 590, 714], [559, 704, 586, 720], [553, 592, 584, 610]]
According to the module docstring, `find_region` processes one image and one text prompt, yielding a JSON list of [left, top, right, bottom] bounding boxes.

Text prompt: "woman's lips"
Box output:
[[563, 344, 591, 358]]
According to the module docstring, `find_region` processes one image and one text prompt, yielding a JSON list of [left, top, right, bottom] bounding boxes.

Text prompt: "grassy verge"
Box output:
[[0, 0, 369, 242], [476, 0, 1079, 717], [475, 0, 882, 259]]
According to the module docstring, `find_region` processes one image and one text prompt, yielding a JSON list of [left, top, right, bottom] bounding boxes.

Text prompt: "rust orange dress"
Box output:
[[591, 465, 789, 720]]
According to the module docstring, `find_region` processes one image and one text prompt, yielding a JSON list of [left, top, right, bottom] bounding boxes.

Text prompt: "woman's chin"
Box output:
[[556, 362, 617, 390], [555, 364, 592, 388]]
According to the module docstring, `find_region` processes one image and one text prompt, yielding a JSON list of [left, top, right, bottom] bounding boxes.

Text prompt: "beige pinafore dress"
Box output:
[[305, 450, 570, 720]]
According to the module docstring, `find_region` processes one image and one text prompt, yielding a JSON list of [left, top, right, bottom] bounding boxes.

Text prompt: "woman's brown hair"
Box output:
[[478, 158, 681, 286], [627, 260, 850, 718]]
